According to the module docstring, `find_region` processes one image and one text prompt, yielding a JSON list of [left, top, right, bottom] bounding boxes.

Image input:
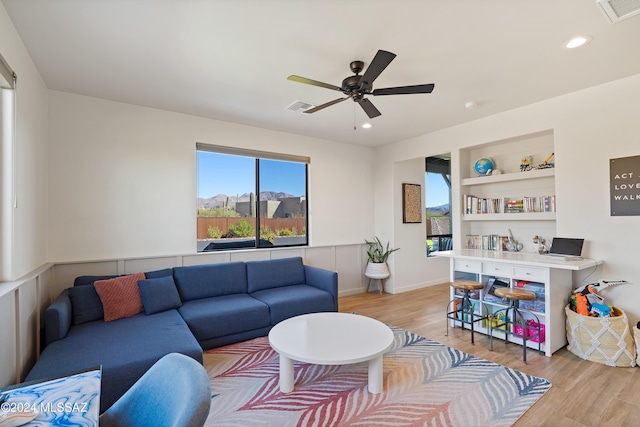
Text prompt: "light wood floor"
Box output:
[[338, 283, 640, 427]]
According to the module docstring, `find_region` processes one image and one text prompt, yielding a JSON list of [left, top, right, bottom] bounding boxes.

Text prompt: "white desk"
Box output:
[[268, 312, 394, 393], [435, 250, 602, 356]]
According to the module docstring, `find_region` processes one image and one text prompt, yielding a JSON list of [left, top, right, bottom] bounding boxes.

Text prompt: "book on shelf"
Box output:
[[463, 194, 556, 215], [483, 278, 509, 303], [466, 234, 509, 251]]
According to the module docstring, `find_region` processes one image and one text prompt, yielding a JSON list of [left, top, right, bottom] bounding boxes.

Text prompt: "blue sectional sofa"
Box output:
[[26, 257, 338, 412]]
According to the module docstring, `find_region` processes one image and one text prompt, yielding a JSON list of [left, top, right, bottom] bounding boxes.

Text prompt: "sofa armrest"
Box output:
[[45, 289, 72, 346], [304, 265, 338, 310]]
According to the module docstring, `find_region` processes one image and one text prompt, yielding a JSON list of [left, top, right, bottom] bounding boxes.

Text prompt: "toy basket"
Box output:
[[634, 326, 640, 366], [565, 305, 636, 367]]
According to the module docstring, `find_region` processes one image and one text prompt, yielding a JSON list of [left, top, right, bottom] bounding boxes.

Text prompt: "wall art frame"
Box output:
[[402, 183, 422, 223]]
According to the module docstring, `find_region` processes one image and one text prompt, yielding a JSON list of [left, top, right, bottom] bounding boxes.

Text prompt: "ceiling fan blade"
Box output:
[[359, 50, 396, 89], [357, 98, 382, 119], [303, 97, 350, 114], [287, 75, 342, 92], [372, 83, 435, 96]]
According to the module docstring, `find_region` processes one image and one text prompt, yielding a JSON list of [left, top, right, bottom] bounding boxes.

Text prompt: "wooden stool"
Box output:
[[446, 280, 487, 344], [489, 287, 542, 364]]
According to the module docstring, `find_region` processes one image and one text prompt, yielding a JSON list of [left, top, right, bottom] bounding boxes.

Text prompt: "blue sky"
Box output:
[[197, 152, 306, 198], [198, 152, 448, 207], [425, 172, 450, 207]]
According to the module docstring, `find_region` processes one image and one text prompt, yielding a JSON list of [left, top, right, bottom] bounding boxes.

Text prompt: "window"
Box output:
[[196, 144, 308, 251], [425, 155, 451, 256], [0, 53, 16, 280]]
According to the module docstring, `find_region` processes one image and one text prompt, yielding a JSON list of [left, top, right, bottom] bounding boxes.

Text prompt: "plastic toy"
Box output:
[[520, 156, 532, 172], [537, 152, 555, 169]]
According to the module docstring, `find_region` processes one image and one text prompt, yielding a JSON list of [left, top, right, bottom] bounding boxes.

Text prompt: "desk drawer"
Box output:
[[483, 262, 513, 277], [454, 259, 482, 274], [513, 266, 546, 282]]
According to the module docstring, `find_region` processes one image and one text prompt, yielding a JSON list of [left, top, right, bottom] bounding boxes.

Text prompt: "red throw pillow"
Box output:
[[94, 272, 146, 322]]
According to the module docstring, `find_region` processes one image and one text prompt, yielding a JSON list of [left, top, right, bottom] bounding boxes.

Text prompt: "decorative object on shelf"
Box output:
[[505, 240, 523, 252], [533, 235, 548, 254], [402, 183, 422, 223], [537, 152, 555, 169], [474, 157, 495, 176], [520, 156, 533, 172], [490, 169, 502, 175], [505, 228, 523, 252]]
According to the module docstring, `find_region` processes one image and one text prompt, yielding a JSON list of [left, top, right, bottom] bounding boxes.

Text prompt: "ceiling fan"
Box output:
[[287, 50, 435, 119]]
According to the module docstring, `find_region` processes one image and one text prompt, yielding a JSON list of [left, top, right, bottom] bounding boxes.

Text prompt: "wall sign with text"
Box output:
[[610, 155, 640, 216]]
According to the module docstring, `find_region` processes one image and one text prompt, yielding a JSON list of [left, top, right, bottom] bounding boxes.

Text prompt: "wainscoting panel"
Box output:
[[53, 261, 120, 288], [17, 279, 38, 381], [335, 245, 365, 296], [302, 246, 334, 271], [123, 256, 181, 274], [0, 291, 17, 386]]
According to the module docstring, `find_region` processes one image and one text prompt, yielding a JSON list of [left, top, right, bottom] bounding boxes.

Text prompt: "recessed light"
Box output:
[[361, 123, 372, 129], [563, 35, 592, 49], [464, 101, 478, 110]]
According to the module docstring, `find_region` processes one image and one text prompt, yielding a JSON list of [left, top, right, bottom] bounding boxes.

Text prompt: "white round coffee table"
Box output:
[[268, 312, 394, 393]]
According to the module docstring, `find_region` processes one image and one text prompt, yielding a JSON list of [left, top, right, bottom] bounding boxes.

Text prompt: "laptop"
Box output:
[[544, 237, 584, 260]]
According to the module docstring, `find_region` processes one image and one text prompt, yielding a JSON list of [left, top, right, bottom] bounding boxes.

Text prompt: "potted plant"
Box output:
[[364, 237, 400, 280]]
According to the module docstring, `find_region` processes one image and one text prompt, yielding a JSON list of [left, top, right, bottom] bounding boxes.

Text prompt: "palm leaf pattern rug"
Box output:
[[203, 325, 550, 426]]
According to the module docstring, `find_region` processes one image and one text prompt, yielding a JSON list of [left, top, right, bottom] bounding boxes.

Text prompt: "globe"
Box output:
[[474, 157, 495, 176]]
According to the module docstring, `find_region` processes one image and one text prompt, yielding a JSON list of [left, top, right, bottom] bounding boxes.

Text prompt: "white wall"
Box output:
[[0, 3, 49, 280], [377, 73, 640, 325], [47, 91, 375, 262]]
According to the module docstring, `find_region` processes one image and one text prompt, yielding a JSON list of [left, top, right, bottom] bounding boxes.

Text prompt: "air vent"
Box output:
[[285, 100, 315, 113], [596, 0, 640, 23]]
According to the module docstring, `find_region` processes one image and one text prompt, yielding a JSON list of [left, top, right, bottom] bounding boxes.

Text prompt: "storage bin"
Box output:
[[565, 305, 636, 367], [514, 321, 545, 343]]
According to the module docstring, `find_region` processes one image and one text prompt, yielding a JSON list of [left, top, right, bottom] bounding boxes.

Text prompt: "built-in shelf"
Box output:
[[462, 168, 555, 186], [463, 212, 556, 221]]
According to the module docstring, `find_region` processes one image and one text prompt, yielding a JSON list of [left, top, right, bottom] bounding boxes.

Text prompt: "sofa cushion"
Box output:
[[68, 285, 104, 325], [138, 276, 182, 315], [94, 273, 146, 321], [178, 294, 270, 342], [144, 268, 174, 279], [251, 284, 336, 324], [73, 268, 173, 287], [74, 275, 120, 287], [44, 289, 72, 345], [246, 257, 306, 293], [173, 262, 247, 301], [26, 310, 202, 412]]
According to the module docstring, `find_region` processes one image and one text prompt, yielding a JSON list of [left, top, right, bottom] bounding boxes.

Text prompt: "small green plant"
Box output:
[[365, 237, 400, 263], [277, 228, 293, 236], [207, 225, 222, 239], [228, 219, 254, 238], [260, 225, 276, 243]]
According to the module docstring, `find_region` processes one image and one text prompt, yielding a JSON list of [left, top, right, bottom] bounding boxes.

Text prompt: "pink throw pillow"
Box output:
[[94, 272, 146, 322]]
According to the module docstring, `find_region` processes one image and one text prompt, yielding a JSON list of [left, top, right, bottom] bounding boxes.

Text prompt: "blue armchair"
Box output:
[[99, 353, 211, 427]]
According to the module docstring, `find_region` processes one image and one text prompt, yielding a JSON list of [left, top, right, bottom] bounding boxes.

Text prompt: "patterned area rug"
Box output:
[[203, 325, 551, 426]]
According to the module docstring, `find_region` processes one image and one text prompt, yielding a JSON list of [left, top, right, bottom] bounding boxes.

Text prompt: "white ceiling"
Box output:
[[3, 0, 640, 148]]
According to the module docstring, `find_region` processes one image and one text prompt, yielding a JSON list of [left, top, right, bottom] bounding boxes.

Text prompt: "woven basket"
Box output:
[[565, 305, 636, 367], [634, 326, 640, 366]]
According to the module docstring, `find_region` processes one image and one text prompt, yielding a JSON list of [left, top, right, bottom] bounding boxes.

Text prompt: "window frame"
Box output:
[[196, 143, 309, 251]]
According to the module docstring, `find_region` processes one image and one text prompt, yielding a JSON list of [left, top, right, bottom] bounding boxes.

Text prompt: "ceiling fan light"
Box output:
[[362, 123, 372, 129]]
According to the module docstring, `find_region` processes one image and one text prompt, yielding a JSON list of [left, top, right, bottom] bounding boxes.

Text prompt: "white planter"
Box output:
[[365, 262, 390, 279]]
